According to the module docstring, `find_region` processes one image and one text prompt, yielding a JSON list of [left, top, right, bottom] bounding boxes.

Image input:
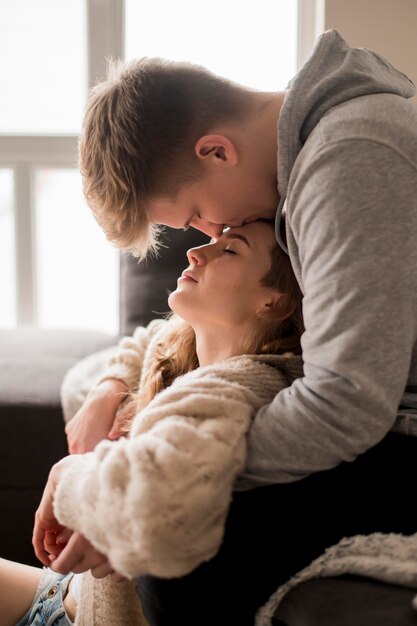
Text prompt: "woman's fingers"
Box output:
[[32, 457, 79, 566], [50, 532, 109, 576], [44, 530, 64, 557], [32, 524, 52, 566], [32, 510, 63, 567], [90, 561, 115, 579], [110, 571, 125, 583], [56, 528, 73, 546], [50, 533, 89, 574]]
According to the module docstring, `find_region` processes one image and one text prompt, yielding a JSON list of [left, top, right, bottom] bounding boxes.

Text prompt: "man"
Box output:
[[39, 30, 417, 625]]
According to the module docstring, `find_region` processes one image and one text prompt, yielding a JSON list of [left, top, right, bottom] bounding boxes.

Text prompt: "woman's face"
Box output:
[[168, 221, 279, 330]]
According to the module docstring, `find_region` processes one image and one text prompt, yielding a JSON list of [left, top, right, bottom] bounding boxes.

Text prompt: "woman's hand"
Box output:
[[65, 379, 129, 454], [33, 456, 122, 580], [49, 531, 115, 578], [33, 456, 80, 566]]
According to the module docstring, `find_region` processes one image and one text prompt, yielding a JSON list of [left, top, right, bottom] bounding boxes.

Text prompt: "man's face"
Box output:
[[146, 170, 277, 238]]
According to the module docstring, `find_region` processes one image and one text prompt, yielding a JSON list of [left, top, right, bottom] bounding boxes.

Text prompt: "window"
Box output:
[[34, 169, 119, 331], [0, 0, 87, 134], [0, 0, 121, 333], [0, 0, 322, 333], [125, 0, 297, 90]]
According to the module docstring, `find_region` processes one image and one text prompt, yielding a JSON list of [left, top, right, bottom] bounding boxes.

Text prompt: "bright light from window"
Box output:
[[0, 0, 87, 134], [34, 169, 119, 333], [1, 2, 299, 332], [125, 0, 297, 91], [0, 170, 16, 327]]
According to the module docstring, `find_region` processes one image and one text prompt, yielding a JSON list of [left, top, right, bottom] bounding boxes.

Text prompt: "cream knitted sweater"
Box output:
[[57, 320, 303, 625]]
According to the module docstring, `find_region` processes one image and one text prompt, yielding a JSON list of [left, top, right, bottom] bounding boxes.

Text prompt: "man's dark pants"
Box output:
[[136, 432, 417, 626]]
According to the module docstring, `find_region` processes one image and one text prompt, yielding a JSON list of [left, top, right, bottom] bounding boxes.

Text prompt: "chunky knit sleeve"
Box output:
[[53, 360, 270, 579], [96, 319, 167, 391]]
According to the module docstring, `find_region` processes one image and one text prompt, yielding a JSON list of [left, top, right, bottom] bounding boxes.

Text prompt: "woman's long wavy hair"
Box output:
[[120, 227, 304, 430]]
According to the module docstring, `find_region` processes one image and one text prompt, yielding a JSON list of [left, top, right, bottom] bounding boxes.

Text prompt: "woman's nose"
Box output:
[[186, 245, 206, 266]]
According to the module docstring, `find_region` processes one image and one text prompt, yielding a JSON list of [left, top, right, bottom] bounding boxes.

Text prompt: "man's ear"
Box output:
[[195, 135, 239, 166]]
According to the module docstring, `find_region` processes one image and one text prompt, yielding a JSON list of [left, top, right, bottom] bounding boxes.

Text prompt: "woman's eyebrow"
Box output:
[[223, 233, 251, 248]]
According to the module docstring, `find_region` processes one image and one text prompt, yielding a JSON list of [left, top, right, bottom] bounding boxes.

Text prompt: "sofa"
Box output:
[[1, 225, 416, 625]]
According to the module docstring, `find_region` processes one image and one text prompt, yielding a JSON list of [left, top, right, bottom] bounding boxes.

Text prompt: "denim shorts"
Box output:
[[16, 568, 74, 626]]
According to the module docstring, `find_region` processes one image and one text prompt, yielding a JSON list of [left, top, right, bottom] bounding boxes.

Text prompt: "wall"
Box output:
[[324, 0, 417, 92]]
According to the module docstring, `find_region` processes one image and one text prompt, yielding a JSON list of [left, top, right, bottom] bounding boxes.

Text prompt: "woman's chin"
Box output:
[[167, 290, 179, 311], [168, 292, 190, 320]]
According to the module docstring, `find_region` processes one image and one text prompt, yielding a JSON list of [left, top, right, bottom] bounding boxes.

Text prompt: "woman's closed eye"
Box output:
[[222, 248, 237, 255]]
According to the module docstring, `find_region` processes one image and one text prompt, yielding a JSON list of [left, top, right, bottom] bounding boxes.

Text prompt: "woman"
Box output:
[[0, 221, 304, 626]]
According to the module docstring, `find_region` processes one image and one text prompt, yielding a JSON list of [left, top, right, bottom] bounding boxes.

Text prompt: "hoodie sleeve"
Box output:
[[53, 372, 255, 578], [236, 138, 417, 488]]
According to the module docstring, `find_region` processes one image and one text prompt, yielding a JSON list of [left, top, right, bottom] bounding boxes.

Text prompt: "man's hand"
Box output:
[[33, 456, 80, 566], [65, 379, 129, 453], [50, 532, 116, 579], [108, 398, 138, 440]]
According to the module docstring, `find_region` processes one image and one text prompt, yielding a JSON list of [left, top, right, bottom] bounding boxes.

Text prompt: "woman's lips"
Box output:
[[179, 271, 198, 282]]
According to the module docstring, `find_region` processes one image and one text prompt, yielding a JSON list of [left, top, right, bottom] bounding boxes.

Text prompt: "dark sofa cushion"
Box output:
[[0, 327, 118, 565], [273, 575, 417, 626]]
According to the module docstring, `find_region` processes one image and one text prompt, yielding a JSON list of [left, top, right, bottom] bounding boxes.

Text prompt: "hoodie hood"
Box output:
[[275, 29, 415, 247]]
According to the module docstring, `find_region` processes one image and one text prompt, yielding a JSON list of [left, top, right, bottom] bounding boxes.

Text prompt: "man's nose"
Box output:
[[191, 219, 224, 239]]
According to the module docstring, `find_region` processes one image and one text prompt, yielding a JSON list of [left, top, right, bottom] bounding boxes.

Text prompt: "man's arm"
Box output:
[[237, 139, 417, 488], [65, 378, 129, 453]]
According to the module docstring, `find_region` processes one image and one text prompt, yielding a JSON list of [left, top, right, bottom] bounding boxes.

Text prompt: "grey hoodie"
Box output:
[[236, 30, 417, 488]]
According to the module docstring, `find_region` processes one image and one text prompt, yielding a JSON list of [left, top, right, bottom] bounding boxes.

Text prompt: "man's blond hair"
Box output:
[[79, 57, 255, 259]]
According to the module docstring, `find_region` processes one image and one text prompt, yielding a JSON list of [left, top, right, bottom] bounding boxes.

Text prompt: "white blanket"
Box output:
[[256, 532, 417, 625]]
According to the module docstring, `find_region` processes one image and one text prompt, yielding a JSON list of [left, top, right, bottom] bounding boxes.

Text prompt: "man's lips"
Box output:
[[224, 222, 244, 228], [180, 271, 198, 282]]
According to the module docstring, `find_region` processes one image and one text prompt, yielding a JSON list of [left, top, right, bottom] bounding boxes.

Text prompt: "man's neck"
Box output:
[[249, 91, 286, 180]]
